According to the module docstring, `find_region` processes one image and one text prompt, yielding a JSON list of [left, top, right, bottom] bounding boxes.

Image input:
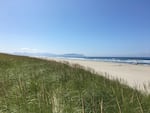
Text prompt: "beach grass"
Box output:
[[0, 53, 150, 113]]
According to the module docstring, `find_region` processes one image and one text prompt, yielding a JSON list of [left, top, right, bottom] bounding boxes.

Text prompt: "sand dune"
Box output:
[[46, 58, 150, 92]]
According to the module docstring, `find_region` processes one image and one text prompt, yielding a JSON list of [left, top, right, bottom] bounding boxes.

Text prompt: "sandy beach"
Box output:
[[46, 58, 150, 92]]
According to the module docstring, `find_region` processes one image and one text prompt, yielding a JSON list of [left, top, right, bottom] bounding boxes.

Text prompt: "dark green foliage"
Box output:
[[0, 53, 150, 113]]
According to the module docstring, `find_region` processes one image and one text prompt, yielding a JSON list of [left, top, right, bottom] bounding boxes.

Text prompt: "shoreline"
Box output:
[[44, 57, 150, 93]]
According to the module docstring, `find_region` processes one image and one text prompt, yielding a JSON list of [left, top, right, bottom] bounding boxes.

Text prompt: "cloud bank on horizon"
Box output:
[[0, 0, 150, 57]]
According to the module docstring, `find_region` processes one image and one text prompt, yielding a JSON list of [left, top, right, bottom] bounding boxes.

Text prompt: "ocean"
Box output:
[[54, 56, 150, 65]]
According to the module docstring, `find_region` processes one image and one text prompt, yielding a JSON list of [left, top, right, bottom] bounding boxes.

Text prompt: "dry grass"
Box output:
[[0, 53, 150, 113]]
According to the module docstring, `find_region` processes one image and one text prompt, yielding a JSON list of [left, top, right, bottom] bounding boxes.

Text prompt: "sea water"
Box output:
[[56, 56, 150, 65]]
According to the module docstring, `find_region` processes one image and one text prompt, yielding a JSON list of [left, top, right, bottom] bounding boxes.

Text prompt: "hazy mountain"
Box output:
[[13, 52, 85, 58], [60, 53, 85, 58], [13, 52, 56, 57]]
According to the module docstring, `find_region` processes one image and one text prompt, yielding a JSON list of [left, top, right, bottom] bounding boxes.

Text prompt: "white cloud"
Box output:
[[20, 48, 38, 53], [0, 48, 5, 52], [0, 48, 4, 50], [0, 48, 41, 53]]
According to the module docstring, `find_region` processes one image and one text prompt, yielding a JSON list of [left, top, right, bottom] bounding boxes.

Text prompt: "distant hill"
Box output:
[[13, 52, 57, 57], [13, 52, 85, 58], [60, 53, 85, 58]]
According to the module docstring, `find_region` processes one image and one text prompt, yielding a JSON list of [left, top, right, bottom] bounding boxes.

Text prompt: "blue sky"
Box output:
[[0, 0, 150, 56]]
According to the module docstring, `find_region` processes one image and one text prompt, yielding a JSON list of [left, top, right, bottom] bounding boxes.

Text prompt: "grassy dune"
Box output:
[[0, 53, 150, 113]]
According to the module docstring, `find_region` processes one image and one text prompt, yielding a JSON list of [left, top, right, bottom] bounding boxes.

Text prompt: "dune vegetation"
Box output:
[[0, 53, 150, 113]]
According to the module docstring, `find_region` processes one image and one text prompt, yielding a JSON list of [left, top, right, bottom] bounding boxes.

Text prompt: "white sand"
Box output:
[[45, 58, 150, 92]]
